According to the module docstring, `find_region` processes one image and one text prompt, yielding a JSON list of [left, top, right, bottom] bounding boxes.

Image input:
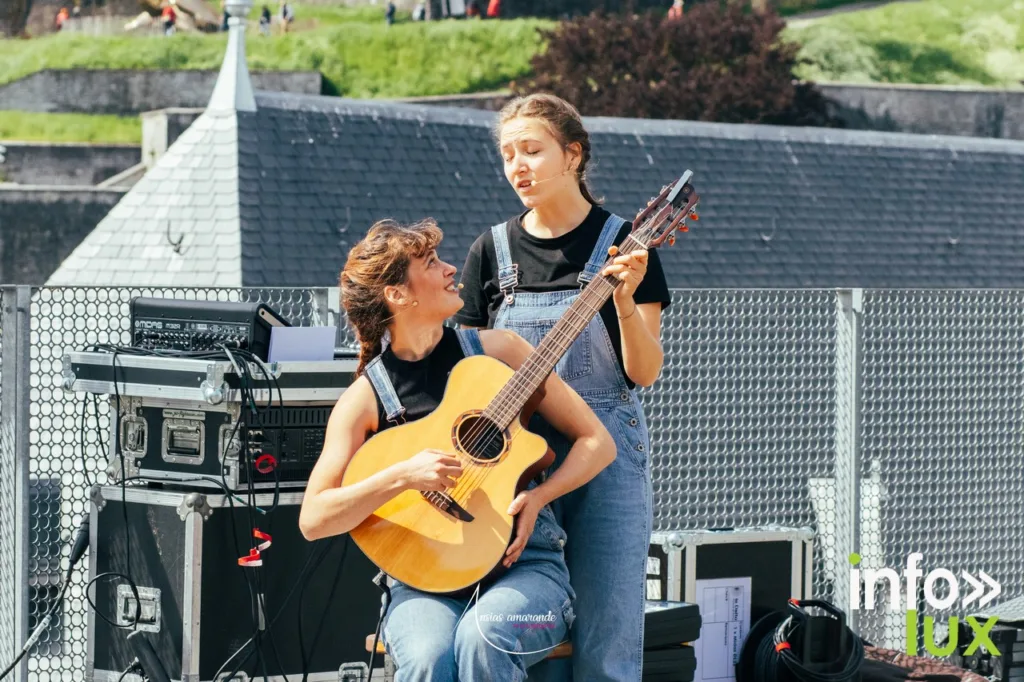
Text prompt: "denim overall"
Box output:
[[368, 328, 577, 682], [490, 215, 655, 682]]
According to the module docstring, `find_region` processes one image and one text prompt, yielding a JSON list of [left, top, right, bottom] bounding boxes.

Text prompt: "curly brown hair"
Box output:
[[339, 218, 443, 376]]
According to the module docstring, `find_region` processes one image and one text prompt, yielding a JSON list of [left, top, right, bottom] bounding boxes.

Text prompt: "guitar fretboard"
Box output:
[[484, 232, 647, 428]]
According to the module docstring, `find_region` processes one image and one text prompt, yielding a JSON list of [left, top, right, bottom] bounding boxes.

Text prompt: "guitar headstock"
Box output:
[[631, 170, 701, 250]]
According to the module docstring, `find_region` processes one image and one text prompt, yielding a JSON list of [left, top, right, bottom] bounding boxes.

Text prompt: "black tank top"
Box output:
[[369, 327, 469, 432]]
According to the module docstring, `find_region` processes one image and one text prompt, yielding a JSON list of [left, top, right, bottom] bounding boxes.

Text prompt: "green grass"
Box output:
[[0, 9, 551, 98], [0, 111, 140, 143], [785, 0, 1024, 87], [774, 0, 875, 17]]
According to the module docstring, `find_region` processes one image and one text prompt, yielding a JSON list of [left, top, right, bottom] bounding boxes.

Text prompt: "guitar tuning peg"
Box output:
[[680, 226, 689, 233], [689, 212, 699, 221], [668, 235, 676, 246]]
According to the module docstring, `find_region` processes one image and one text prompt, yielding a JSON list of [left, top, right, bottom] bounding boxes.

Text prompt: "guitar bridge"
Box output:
[[421, 492, 474, 522]]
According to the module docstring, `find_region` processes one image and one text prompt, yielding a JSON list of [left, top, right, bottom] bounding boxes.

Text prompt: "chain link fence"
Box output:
[[0, 286, 1021, 679], [857, 291, 1024, 651]]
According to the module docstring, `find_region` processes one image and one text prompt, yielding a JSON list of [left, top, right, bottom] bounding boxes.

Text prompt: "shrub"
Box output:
[[511, 3, 838, 127]]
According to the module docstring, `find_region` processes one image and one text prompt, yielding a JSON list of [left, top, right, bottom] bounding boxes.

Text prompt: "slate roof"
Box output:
[[47, 110, 243, 287], [50, 87, 1024, 289]]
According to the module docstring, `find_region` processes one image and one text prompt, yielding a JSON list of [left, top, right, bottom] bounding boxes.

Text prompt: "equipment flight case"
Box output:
[[62, 351, 359, 492], [87, 485, 384, 682]]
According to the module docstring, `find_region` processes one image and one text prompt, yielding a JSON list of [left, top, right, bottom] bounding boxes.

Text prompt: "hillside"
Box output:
[[0, 10, 551, 98], [786, 0, 1024, 87]]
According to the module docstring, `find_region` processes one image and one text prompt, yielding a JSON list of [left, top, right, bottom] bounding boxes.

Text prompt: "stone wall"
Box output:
[[0, 187, 124, 284], [0, 69, 323, 115], [398, 85, 1024, 141], [819, 83, 1024, 140], [0, 143, 139, 185]]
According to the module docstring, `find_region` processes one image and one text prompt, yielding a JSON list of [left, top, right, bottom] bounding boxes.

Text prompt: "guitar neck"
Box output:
[[484, 233, 645, 428]]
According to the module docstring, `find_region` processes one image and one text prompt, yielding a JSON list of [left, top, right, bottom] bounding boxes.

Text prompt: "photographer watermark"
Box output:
[[849, 552, 1002, 656], [457, 583, 567, 656]]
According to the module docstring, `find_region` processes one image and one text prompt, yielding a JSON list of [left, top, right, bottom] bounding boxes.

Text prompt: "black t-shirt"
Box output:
[[368, 327, 468, 431], [454, 205, 672, 390]]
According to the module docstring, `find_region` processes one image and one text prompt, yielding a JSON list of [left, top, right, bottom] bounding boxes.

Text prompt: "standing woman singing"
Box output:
[[456, 93, 672, 681]]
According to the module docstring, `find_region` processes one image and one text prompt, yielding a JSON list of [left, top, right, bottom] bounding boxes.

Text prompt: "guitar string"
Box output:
[[446, 208, 679, 503], [393, 199, 689, 570], [447, 231, 652, 502], [423, 199, 686, 510], [442, 197, 682, 495], [386, 197, 691, 570], [446, 208, 678, 504]]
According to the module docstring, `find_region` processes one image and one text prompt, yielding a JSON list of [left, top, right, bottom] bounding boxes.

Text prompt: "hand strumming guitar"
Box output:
[[399, 449, 464, 492]]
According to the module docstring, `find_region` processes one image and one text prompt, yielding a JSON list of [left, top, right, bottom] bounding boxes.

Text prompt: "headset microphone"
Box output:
[[529, 170, 573, 186]]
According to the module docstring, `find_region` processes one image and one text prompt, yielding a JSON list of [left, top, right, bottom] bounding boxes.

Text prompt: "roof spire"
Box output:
[[208, 0, 256, 114]]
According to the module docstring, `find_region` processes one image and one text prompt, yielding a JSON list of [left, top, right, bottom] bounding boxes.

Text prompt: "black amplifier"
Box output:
[[130, 298, 290, 361], [112, 397, 331, 492]]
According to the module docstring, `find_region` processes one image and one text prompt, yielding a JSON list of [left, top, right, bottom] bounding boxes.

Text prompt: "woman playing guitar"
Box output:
[[457, 93, 673, 681], [298, 218, 616, 681]]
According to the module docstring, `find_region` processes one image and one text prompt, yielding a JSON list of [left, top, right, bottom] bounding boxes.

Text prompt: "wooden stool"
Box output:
[[365, 634, 573, 658], [364, 633, 573, 680]]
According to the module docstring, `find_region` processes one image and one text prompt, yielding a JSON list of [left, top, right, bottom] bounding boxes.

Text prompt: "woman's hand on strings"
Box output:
[[602, 249, 649, 301], [400, 449, 463, 492], [503, 489, 544, 567]]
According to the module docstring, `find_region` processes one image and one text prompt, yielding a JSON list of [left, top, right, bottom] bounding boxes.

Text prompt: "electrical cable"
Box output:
[[0, 516, 95, 681], [300, 536, 349, 682], [368, 570, 393, 679], [79, 341, 304, 681], [213, 539, 334, 682]]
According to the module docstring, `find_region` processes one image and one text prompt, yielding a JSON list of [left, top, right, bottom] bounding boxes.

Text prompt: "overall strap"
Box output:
[[578, 213, 627, 287], [455, 328, 485, 357], [364, 356, 406, 425], [491, 221, 519, 303]]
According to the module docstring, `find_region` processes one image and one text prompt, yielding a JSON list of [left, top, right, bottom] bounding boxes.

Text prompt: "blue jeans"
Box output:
[[494, 289, 654, 682], [382, 505, 576, 682]]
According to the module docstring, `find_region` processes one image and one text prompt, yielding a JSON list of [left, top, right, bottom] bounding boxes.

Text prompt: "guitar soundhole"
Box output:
[[455, 415, 506, 462]]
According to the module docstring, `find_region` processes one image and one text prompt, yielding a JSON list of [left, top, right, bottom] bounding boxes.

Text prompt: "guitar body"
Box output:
[[343, 354, 554, 594]]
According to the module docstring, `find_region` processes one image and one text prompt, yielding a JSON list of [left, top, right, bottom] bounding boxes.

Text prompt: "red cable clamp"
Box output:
[[775, 642, 791, 653], [255, 454, 277, 474], [238, 530, 272, 566], [254, 529, 272, 551], [238, 548, 262, 567]]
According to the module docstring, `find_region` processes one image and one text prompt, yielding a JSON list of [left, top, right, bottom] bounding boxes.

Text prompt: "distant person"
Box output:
[[412, 1, 425, 20], [485, 0, 500, 18], [279, 1, 293, 32], [258, 5, 271, 34], [161, 1, 176, 35], [55, 6, 69, 30], [385, 0, 395, 26], [667, 0, 683, 20], [466, 0, 480, 17]]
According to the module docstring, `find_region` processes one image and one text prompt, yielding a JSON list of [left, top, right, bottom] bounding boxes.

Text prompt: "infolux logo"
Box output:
[[849, 552, 1002, 656]]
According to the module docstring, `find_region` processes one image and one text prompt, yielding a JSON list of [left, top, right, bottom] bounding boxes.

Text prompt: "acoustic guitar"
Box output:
[[341, 171, 702, 594]]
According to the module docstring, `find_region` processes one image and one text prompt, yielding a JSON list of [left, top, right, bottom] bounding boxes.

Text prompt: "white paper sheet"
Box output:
[[693, 577, 751, 682]]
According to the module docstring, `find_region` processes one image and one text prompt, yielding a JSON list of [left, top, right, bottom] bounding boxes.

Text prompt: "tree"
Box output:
[[511, 3, 837, 127]]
